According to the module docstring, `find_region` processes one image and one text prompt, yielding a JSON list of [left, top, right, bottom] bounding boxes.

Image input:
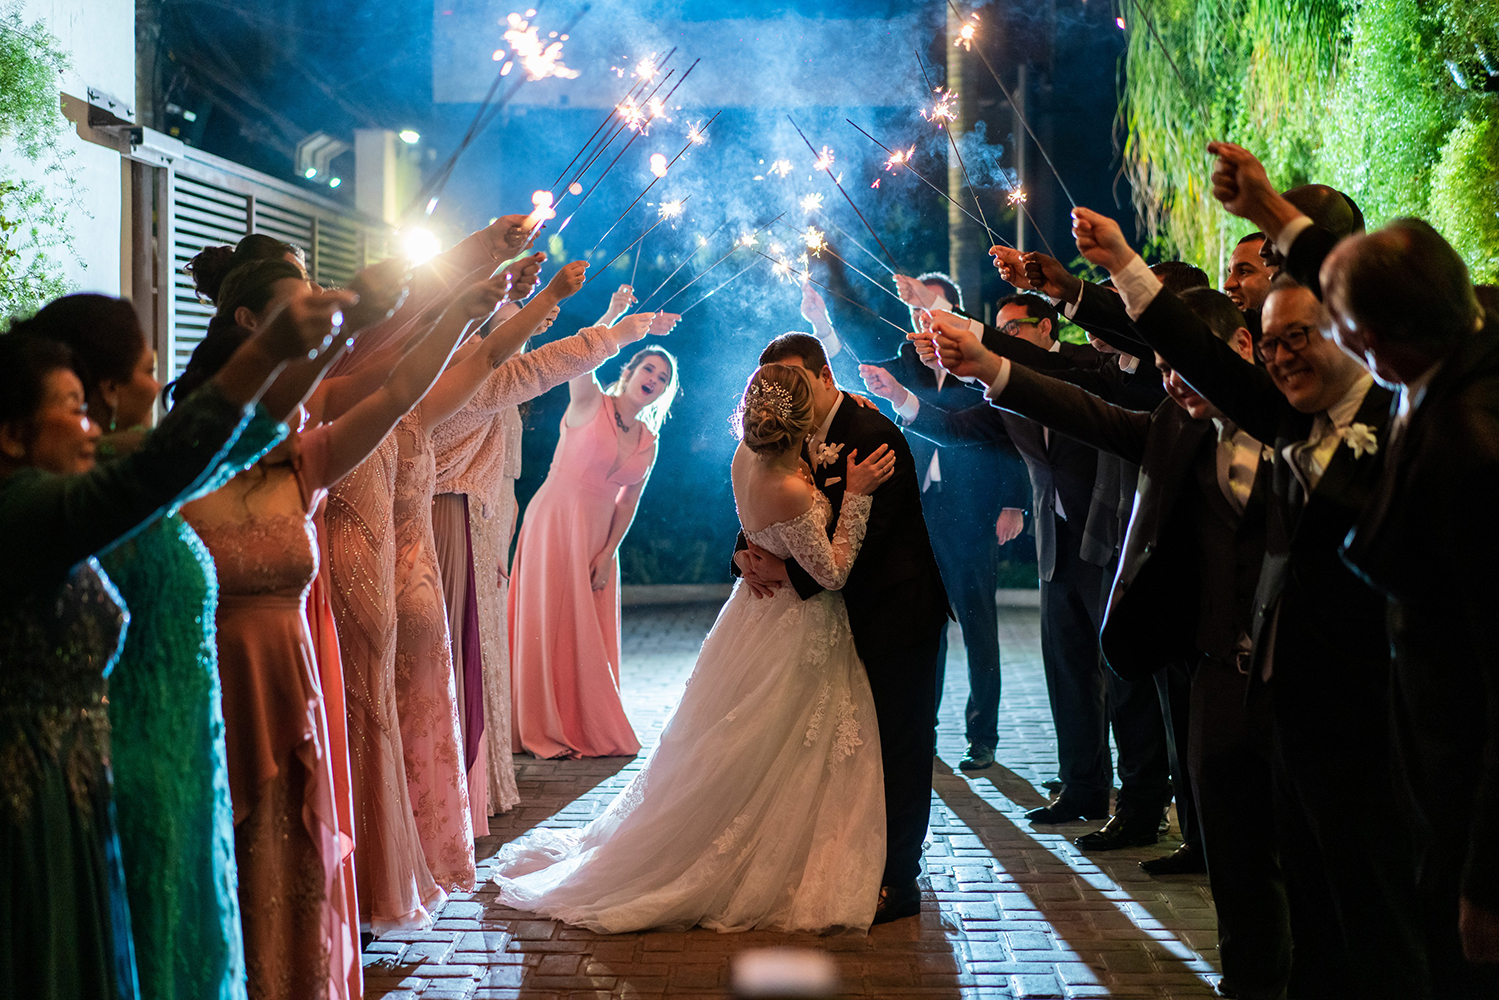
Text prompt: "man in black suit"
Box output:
[[1076, 196, 1430, 995], [1315, 220, 1499, 997], [734, 333, 950, 925], [934, 288, 1292, 1000], [902, 295, 1172, 845], [806, 271, 1027, 773]]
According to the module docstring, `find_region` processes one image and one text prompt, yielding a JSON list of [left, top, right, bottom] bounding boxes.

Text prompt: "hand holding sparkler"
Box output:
[[484, 213, 539, 259], [604, 284, 638, 325], [451, 275, 516, 323], [342, 257, 411, 332], [1206, 142, 1305, 241], [893, 274, 942, 310], [502, 252, 547, 302], [1020, 252, 1084, 304], [988, 245, 1031, 288], [800, 281, 831, 329], [606, 311, 654, 348], [1071, 208, 1138, 276], [647, 311, 681, 337], [541, 259, 589, 302], [930, 317, 1004, 385], [857, 364, 910, 409]]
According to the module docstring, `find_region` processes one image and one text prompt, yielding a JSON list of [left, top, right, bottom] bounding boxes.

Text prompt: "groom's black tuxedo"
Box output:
[[732, 391, 948, 888]]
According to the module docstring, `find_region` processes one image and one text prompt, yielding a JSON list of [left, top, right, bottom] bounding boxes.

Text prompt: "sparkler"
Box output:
[[788, 115, 899, 271], [954, 10, 979, 51], [678, 258, 766, 316], [636, 218, 731, 309], [498, 11, 580, 81], [799, 192, 824, 213], [685, 120, 708, 145], [560, 64, 683, 203], [584, 110, 721, 255], [921, 88, 958, 127], [772, 219, 903, 307], [753, 250, 908, 338], [768, 159, 793, 178], [845, 118, 1013, 247], [592, 195, 694, 278], [946, 0, 1078, 208], [656, 213, 786, 311], [546, 51, 673, 194], [915, 50, 997, 247]]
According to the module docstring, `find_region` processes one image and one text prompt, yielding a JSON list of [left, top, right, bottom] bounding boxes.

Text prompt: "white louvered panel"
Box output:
[[315, 214, 361, 288], [170, 176, 251, 379]]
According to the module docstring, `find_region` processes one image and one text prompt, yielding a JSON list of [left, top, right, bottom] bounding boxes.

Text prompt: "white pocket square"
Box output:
[[824, 476, 842, 486]]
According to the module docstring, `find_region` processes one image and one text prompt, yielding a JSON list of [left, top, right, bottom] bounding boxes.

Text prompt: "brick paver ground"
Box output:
[[364, 603, 1222, 999]]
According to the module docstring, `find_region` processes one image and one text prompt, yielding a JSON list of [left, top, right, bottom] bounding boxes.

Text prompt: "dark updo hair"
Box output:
[[165, 321, 253, 408], [186, 233, 307, 305], [0, 334, 77, 433], [216, 258, 307, 322], [734, 363, 815, 456], [8, 294, 146, 402]]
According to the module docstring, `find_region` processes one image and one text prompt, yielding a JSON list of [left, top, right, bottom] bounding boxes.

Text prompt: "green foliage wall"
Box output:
[[1122, 0, 1499, 282], [0, 4, 77, 320]]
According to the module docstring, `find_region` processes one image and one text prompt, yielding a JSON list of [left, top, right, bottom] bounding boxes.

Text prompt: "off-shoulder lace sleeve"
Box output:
[[775, 492, 873, 591]]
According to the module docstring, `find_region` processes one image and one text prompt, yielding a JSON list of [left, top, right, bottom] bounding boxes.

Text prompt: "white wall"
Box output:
[[2, 0, 135, 297]]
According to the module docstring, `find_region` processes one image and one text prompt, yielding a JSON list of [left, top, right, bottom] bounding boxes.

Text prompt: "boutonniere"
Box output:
[[1341, 422, 1379, 459], [1261, 445, 1275, 463], [814, 442, 844, 468]]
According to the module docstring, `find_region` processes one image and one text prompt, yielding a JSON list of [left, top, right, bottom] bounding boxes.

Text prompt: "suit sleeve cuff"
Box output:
[[1276, 215, 1315, 259], [983, 357, 1014, 399], [1115, 254, 1163, 320]]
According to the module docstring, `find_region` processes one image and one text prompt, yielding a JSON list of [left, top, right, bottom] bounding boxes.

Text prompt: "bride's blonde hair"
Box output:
[[733, 363, 815, 455]]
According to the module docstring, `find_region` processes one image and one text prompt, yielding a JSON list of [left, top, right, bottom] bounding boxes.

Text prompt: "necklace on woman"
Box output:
[[613, 403, 633, 434]]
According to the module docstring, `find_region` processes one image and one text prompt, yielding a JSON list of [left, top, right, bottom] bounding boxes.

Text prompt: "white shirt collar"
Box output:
[[812, 391, 843, 446], [1328, 372, 1374, 430], [1398, 360, 1443, 421], [1048, 339, 1061, 353]]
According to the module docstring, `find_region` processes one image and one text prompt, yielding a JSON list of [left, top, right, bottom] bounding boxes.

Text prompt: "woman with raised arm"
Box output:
[[0, 293, 344, 1000], [432, 284, 672, 818], [508, 319, 681, 759], [493, 364, 894, 932], [176, 271, 500, 1000]]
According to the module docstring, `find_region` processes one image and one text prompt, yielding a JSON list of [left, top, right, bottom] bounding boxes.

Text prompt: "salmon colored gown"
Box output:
[[509, 400, 657, 759], [185, 430, 358, 1000]]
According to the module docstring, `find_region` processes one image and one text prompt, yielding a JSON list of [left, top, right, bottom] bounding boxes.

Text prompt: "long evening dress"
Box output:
[[494, 489, 884, 932], [102, 413, 284, 1000], [184, 430, 358, 1000], [0, 384, 254, 1000], [327, 434, 444, 930], [432, 325, 621, 817], [393, 412, 475, 892], [508, 398, 657, 759]]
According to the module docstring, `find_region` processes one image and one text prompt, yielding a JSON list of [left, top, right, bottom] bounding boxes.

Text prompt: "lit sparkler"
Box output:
[[954, 12, 979, 51], [802, 226, 827, 255], [799, 192, 824, 212], [1007, 187, 1027, 207], [738, 232, 759, 248], [884, 145, 916, 172], [659, 199, 684, 219], [501, 12, 579, 82], [788, 115, 900, 269], [524, 189, 556, 230], [813, 146, 835, 172], [592, 195, 694, 278], [921, 89, 958, 128], [686, 120, 708, 145], [768, 159, 793, 178]]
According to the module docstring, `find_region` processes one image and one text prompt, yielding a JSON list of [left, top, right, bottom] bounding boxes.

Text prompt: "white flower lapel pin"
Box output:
[[1341, 422, 1379, 459], [814, 442, 844, 468], [1261, 445, 1276, 463]]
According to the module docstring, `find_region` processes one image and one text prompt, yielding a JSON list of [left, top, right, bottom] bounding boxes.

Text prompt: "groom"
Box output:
[[734, 333, 951, 923]]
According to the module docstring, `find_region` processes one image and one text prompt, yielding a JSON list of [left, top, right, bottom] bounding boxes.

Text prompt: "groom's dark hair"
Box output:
[[760, 333, 828, 375]]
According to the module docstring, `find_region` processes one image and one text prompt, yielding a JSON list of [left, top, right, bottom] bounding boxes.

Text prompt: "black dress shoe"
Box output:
[[1074, 812, 1160, 850], [1139, 842, 1206, 875], [872, 880, 921, 924], [958, 743, 995, 771], [1041, 777, 1063, 792], [1025, 798, 1110, 824]]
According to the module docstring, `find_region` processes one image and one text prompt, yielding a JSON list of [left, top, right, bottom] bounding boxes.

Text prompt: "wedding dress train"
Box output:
[[493, 489, 885, 933]]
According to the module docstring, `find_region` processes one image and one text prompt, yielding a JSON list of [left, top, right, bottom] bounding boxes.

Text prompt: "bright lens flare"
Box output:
[[568, 181, 583, 195], [813, 146, 835, 172], [525, 189, 556, 230], [801, 226, 827, 255], [768, 159, 793, 178], [921, 89, 957, 127], [799, 192, 824, 212], [649, 153, 669, 178], [400, 228, 441, 266], [502, 12, 579, 81], [1007, 187, 1028, 206], [659, 199, 684, 219]]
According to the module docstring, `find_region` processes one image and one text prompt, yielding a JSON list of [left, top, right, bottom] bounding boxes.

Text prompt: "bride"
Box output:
[[492, 362, 897, 932]]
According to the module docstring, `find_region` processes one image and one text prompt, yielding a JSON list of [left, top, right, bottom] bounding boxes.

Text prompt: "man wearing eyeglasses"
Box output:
[[1071, 195, 1428, 998]]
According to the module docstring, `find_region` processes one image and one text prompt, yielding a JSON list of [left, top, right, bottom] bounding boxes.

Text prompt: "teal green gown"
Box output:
[[102, 414, 285, 1000], [0, 384, 255, 1000]]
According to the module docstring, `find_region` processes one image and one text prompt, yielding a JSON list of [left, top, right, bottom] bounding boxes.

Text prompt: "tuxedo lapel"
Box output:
[[1299, 386, 1393, 536]]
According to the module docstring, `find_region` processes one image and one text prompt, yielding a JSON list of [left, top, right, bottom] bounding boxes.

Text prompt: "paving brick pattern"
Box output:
[[364, 603, 1222, 999]]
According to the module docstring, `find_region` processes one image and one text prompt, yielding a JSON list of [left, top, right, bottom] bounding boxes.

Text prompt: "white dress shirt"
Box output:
[[808, 392, 844, 468], [1283, 372, 1375, 495]]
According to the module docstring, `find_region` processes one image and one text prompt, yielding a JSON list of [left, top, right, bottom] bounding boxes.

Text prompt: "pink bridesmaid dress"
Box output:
[[509, 399, 657, 759], [393, 411, 476, 891]]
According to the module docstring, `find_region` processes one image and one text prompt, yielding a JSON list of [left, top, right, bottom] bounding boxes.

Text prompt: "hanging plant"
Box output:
[[0, 3, 78, 322]]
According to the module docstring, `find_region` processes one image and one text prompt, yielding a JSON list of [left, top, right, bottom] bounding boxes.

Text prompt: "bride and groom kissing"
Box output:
[[492, 332, 951, 933]]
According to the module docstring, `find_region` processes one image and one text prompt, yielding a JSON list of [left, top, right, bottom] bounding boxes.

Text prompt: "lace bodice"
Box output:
[[743, 490, 873, 592]]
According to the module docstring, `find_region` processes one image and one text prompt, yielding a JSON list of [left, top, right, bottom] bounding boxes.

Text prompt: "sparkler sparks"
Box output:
[[813, 146, 835, 172], [685, 121, 707, 145], [768, 159, 793, 178], [659, 199, 684, 219], [921, 89, 958, 128], [738, 232, 759, 248], [799, 193, 824, 213], [649, 154, 669, 178], [954, 12, 979, 51], [1007, 187, 1028, 206], [501, 12, 579, 82], [884, 145, 916, 171], [801, 226, 827, 255]]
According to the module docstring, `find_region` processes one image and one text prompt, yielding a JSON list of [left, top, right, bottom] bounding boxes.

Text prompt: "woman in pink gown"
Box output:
[[509, 343, 680, 759]]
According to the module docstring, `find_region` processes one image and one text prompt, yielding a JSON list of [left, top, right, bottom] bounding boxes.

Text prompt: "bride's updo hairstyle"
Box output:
[[734, 363, 814, 455]]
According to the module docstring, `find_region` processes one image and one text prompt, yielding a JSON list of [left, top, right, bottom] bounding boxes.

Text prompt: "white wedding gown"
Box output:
[[492, 488, 886, 932]]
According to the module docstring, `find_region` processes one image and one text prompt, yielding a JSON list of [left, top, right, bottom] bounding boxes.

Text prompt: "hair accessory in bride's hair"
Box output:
[[746, 378, 794, 420]]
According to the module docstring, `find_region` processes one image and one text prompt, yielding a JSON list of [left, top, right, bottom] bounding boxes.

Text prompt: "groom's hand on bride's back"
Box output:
[[735, 544, 789, 599]]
